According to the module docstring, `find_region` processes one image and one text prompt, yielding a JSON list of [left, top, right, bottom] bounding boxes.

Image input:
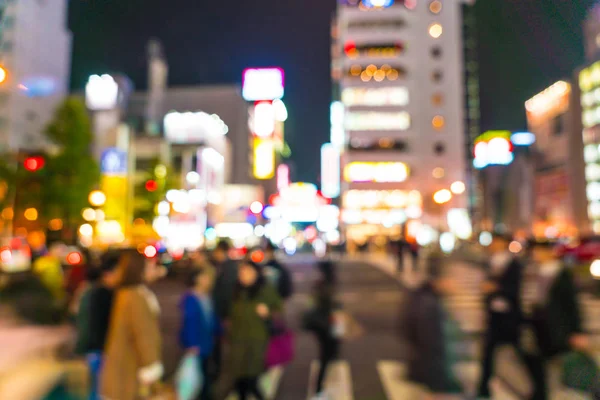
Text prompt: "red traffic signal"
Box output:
[[24, 156, 45, 172], [145, 179, 158, 192]]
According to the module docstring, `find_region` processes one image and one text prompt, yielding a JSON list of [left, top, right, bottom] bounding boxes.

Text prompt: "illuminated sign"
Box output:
[[197, 147, 225, 202], [362, 0, 394, 8], [253, 139, 275, 179], [347, 64, 404, 82], [242, 68, 284, 101], [101, 148, 127, 175], [344, 41, 403, 58], [21, 77, 57, 98], [342, 87, 409, 107], [579, 61, 600, 93], [252, 102, 275, 137], [277, 164, 290, 191], [473, 131, 514, 169], [342, 209, 407, 225], [343, 190, 422, 209], [511, 132, 536, 146], [344, 162, 409, 183], [330, 102, 345, 148], [345, 111, 410, 131], [321, 143, 341, 199], [164, 111, 228, 144], [525, 81, 570, 120], [85, 74, 118, 111]]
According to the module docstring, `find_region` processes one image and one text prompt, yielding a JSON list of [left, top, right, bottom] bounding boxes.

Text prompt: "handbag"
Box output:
[[175, 354, 203, 400], [561, 351, 600, 392], [265, 329, 295, 369]]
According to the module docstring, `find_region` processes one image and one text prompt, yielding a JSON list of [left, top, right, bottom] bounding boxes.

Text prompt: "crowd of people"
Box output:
[[0, 239, 346, 400], [400, 233, 599, 399]]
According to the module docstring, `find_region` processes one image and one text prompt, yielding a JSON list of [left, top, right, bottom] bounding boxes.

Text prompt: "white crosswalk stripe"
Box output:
[[307, 360, 354, 400]]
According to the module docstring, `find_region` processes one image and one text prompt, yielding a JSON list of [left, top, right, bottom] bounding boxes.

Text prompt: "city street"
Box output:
[[154, 256, 600, 399]]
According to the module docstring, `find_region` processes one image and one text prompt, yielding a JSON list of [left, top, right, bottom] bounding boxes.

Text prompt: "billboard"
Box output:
[[163, 111, 228, 144], [242, 68, 284, 101], [86, 74, 119, 111], [321, 143, 340, 198]]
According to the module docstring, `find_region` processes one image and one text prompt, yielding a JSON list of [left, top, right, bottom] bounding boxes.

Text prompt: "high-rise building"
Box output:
[[0, 0, 71, 152], [332, 0, 471, 243]]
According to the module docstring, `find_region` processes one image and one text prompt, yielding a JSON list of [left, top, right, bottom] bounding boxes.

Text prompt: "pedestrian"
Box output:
[[302, 272, 342, 399], [33, 243, 67, 307], [0, 273, 86, 399], [525, 241, 590, 399], [263, 242, 293, 300], [83, 250, 121, 400], [477, 233, 525, 399], [179, 268, 221, 400], [399, 246, 462, 399], [100, 250, 164, 400], [189, 249, 216, 280], [225, 260, 282, 400]]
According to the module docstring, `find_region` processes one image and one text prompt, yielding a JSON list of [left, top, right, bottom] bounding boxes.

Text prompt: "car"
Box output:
[[556, 236, 600, 264]]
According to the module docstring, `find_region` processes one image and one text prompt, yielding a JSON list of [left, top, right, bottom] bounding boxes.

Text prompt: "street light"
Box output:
[[89, 191, 106, 207]]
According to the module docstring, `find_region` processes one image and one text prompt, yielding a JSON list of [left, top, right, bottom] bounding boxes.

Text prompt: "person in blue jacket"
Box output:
[[180, 268, 221, 400]]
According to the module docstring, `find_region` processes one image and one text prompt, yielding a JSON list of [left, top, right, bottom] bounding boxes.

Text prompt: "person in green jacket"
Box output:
[[226, 260, 282, 400]]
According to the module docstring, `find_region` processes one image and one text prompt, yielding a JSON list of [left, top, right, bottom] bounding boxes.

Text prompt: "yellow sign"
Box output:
[[101, 176, 127, 229], [253, 139, 275, 180], [344, 162, 409, 183]]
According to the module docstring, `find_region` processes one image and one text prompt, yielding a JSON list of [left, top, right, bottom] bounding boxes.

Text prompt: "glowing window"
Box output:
[[429, 23, 443, 39], [344, 162, 410, 183], [345, 111, 411, 131], [429, 0, 442, 13], [342, 87, 409, 107], [432, 115, 445, 130], [432, 167, 445, 179]]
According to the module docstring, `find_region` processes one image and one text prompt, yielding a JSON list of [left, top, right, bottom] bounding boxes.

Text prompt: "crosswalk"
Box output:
[[443, 262, 600, 336]]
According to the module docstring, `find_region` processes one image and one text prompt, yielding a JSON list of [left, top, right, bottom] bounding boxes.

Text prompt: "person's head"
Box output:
[[0, 274, 63, 326], [489, 233, 511, 254], [212, 240, 231, 264], [117, 250, 163, 287], [186, 268, 213, 294], [99, 250, 121, 288], [530, 241, 557, 265], [264, 242, 277, 259], [189, 249, 207, 264], [238, 260, 262, 288]]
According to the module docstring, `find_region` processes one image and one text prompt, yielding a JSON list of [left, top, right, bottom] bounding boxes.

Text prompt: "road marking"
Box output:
[[225, 366, 283, 400], [307, 360, 354, 400], [377, 361, 427, 399]]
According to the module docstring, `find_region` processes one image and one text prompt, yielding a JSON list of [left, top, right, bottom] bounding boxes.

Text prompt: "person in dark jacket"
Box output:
[[399, 248, 462, 397], [211, 240, 238, 378], [180, 268, 220, 400], [86, 251, 120, 400], [477, 233, 525, 398], [263, 242, 293, 300], [225, 261, 282, 400], [303, 278, 341, 398], [526, 241, 589, 399]]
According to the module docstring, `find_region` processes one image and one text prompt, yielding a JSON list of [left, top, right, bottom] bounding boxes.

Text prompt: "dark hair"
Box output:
[[215, 240, 231, 253], [0, 273, 63, 325], [234, 261, 265, 299], [100, 250, 121, 274], [118, 250, 147, 287], [185, 268, 205, 288], [265, 242, 277, 252]]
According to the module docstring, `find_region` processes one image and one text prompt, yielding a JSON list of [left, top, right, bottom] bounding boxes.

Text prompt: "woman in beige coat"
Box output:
[[100, 250, 164, 400]]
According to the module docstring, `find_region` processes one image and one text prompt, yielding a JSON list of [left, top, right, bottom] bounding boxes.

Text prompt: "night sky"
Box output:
[[69, 0, 597, 183]]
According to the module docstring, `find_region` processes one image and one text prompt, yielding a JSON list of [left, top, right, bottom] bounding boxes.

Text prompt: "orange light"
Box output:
[[144, 245, 157, 258], [48, 218, 63, 231], [432, 115, 445, 130], [1, 207, 13, 220], [67, 252, 82, 265], [0, 247, 11, 263], [433, 189, 452, 204], [24, 208, 38, 221], [251, 250, 265, 264], [0, 66, 7, 84]]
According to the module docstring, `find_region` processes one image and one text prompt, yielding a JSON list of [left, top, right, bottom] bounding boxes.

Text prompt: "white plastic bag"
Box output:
[[175, 353, 203, 400]]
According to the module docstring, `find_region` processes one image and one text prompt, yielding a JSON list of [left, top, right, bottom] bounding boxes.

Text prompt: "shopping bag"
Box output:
[[265, 330, 295, 369], [175, 354, 203, 400], [561, 351, 600, 392]]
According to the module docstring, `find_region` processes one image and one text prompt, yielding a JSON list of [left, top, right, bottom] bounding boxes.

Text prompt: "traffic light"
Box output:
[[145, 179, 158, 192], [23, 156, 45, 172]]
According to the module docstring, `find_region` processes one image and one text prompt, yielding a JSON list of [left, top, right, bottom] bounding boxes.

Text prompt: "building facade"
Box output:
[[333, 0, 470, 243], [0, 0, 71, 151]]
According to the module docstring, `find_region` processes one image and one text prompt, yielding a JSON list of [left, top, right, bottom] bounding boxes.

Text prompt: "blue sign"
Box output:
[[101, 148, 128, 175], [362, 0, 394, 8], [511, 132, 536, 147]]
